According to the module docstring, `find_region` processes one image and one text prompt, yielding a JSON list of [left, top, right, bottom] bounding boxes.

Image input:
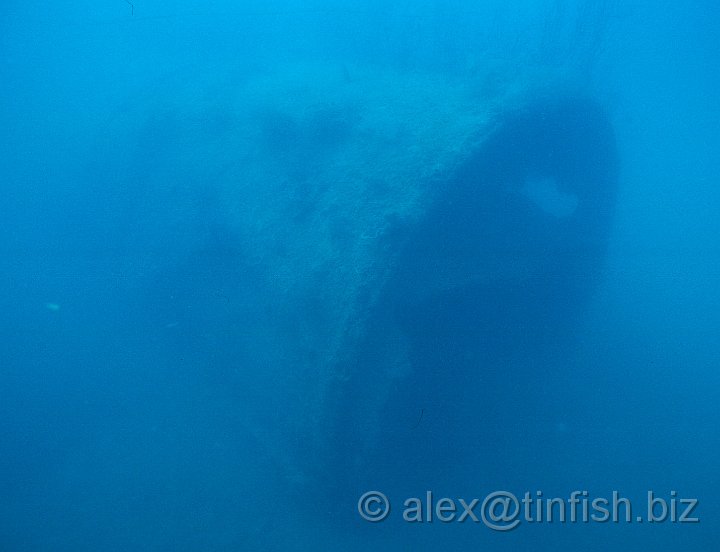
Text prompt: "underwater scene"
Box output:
[[1, 1, 718, 550]]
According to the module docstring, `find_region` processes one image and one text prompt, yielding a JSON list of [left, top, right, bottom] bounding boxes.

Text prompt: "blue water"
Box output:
[[1, 1, 719, 550]]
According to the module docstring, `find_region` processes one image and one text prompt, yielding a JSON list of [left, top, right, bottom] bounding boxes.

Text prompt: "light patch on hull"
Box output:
[[521, 175, 579, 218]]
